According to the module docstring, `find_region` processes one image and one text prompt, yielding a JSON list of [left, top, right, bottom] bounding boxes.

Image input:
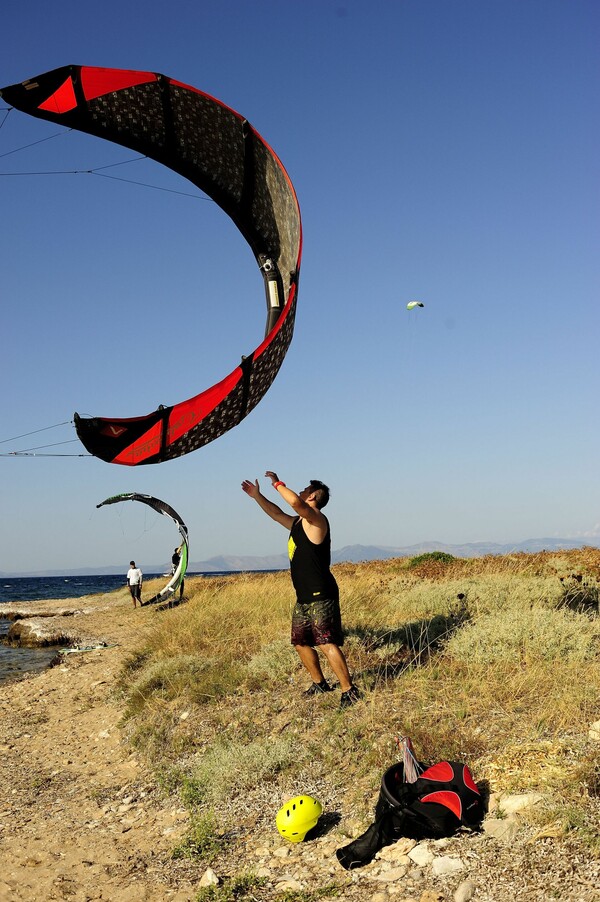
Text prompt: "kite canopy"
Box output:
[[1, 66, 302, 465], [97, 492, 188, 605], [406, 301, 424, 310]]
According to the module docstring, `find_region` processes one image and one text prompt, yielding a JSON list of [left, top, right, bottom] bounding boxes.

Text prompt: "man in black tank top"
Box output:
[[242, 471, 360, 708]]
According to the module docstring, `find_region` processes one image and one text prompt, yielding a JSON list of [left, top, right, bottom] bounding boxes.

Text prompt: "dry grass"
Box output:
[[118, 548, 600, 855]]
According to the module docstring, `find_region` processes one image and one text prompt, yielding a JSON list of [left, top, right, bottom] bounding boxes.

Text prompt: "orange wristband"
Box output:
[[273, 481, 286, 489]]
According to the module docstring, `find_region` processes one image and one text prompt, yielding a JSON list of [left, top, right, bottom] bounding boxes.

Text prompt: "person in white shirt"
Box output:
[[126, 561, 143, 608]]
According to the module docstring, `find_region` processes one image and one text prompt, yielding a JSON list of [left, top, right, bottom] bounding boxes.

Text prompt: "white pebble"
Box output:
[[454, 879, 476, 902], [432, 855, 464, 876], [275, 879, 303, 892], [408, 843, 434, 867], [372, 865, 408, 882], [497, 792, 544, 814], [199, 867, 220, 887]]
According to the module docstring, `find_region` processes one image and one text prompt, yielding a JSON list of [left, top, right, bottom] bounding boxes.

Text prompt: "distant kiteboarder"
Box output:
[[171, 547, 185, 600]]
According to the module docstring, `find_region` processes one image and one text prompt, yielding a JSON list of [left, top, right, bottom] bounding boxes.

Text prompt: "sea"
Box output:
[[0, 572, 208, 686]]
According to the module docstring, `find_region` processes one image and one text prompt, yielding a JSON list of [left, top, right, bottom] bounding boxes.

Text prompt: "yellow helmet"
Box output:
[[276, 795, 322, 843]]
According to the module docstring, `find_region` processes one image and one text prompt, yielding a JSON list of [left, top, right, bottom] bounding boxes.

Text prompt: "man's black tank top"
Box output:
[[288, 516, 338, 603]]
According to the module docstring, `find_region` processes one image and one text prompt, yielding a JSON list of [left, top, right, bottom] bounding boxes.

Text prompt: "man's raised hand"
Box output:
[[241, 479, 260, 498]]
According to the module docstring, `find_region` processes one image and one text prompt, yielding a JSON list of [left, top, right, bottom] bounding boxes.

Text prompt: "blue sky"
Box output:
[[1, 0, 598, 574]]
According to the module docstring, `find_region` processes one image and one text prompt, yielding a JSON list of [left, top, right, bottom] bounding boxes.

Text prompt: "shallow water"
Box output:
[[0, 619, 61, 685], [0, 576, 120, 686], [0, 574, 149, 686]]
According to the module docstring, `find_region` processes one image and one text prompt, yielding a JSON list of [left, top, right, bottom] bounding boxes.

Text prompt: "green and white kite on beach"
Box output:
[[96, 493, 189, 606], [406, 301, 425, 310]]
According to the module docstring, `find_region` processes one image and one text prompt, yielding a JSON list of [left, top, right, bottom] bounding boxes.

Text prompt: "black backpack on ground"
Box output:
[[336, 760, 484, 870]]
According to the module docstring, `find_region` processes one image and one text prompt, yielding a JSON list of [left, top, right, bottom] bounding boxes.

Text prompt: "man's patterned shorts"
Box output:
[[291, 597, 344, 647]]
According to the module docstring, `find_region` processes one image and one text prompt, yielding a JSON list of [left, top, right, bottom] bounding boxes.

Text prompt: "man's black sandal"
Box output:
[[304, 679, 333, 696], [340, 685, 361, 708]]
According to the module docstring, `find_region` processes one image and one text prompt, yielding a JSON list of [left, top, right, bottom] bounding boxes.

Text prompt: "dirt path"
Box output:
[[2, 590, 599, 902], [0, 591, 198, 902]]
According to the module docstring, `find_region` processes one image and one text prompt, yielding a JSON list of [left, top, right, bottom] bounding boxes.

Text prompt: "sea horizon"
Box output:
[[0, 570, 266, 607]]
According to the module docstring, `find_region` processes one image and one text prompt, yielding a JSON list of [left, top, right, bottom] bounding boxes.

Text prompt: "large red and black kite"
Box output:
[[1, 66, 302, 465]]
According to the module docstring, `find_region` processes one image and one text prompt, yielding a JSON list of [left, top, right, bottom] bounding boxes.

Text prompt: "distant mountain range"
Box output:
[[2, 537, 599, 578]]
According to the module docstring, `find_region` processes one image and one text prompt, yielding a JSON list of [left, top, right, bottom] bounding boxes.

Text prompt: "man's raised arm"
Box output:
[[241, 478, 296, 530]]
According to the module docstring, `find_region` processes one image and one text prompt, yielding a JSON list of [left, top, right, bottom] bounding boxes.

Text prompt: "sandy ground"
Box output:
[[2, 589, 599, 902], [0, 591, 199, 902]]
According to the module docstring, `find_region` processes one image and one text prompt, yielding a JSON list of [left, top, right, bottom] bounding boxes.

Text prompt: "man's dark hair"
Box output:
[[310, 479, 330, 509]]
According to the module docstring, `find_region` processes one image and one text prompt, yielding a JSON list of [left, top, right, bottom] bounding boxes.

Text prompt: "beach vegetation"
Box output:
[[275, 885, 345, 902], [195, 873, 267, 901], [172, 809, 225, 862], [407, 550, 456, 567], [118, 549, 600, 865]]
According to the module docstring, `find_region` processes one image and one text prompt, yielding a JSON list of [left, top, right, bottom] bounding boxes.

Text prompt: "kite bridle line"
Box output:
[[2, 452, 91, 457], [0, 116, 214, 461], [0, 120, 73, 159], [0, 419, 91, 457], [0, 109, 213, 200], [0, 113, 208, 460]]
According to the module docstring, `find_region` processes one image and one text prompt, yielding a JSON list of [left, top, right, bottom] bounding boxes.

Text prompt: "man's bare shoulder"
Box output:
[[301, 511, 329, 543]]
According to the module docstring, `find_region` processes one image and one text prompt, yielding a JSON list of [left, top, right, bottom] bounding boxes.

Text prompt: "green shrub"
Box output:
[[127, 654, 245, 710], [407, 551, 456, 567], [558, 575, 599, 614], [172, 810, 224, 861], [181, 735, 296, 806], [445, 605, 600, 664], [245, 639, 297, 685], [196, 873, 267, 901]]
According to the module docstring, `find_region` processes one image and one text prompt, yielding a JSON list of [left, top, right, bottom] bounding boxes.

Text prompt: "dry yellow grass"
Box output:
[[119, 548, 600, 854]]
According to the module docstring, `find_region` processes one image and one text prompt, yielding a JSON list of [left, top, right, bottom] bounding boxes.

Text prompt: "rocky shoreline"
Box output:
[[1, 594, 120, 648], [1, 589, 599, 901]]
